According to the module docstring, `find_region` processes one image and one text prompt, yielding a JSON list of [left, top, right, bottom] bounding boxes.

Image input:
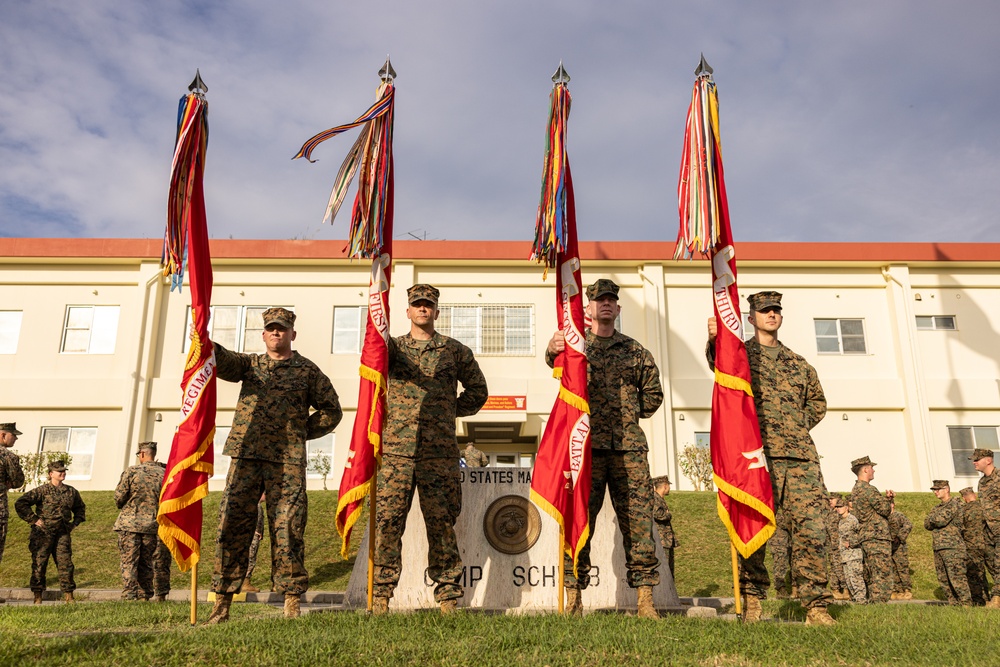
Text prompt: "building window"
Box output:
[[814, 318, 867, 354], [695, 431, 710, 449], [949, 426, 999, 476], [916, 316, 957, 331], [212, 426, 232, 481], [61, 306, 120, 354], [306, 433, 335, 479], [332, 306, 368, 354], [39, 427, 97, 480], [0, 311, 23, 354], [437, 304, 534, 356], [185, 306, 291, 354]]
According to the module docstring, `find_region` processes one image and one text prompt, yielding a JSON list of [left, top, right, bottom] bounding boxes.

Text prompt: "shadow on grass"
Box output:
[[691, 584, 720, 597], [312, 560, 355, 584]]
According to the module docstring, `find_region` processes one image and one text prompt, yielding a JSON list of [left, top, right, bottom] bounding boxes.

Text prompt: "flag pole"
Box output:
[[367, 478, 377, 611], [558, 525, 565, 614], [730, 543, 742, 616], [190, 563, 198, 626]]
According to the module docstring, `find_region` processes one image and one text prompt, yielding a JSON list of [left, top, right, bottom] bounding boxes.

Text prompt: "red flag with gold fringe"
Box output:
[[529, 64, 592, 572], [675, 57, 775, 558], [294, 63, 395, 558], [157, 75, 216, 571]]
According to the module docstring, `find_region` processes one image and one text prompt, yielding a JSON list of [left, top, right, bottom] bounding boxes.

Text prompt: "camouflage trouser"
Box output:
[[770, 520, 792, 596], [0, 511, 7, 566], [564, 450, 659, 590], [117, 531, 158, 599], [827, 544, 845, 592], [29, 527, 75, 593], [212, 458, 308, 595], [861, 540, 893, 602], [374, 455, 463, 603], [154, 538, 171, 596], [739, 458, 831, 609], [842, 559, 866, 602], [934, 548, 971, 605], [246, 529, 263, 582], [891, 543, 912, 592], [655, 525, 676, 580], [987, 525, 1000, 598], [965, 548, 989, 605]]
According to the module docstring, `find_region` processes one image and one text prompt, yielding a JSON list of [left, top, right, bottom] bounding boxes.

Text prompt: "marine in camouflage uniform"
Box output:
[[888, 503, 913, 599], [114, 441, 166, 600], [209, 307, 342, 622], [652, 475, 678, 580], [924, 480, 971, 605], [707, 291, 834, 621], [242, 495, 266, 592], [462, 444, 489, 468], [825, 495, 847, 599], [552, 279, 662, 618], [0, 422, 26, 592], [835, 498, 866, 603], [15, 459, 85, 601], [971, 448, 1000, 608], [849, 455, 894, 603], [373, 285, 488, 613], [959, 486, 990, 605]]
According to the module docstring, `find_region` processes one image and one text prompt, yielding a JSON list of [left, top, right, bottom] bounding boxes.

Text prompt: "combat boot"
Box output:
[[439, 599, 458, 615], [371, 596, 389, 615], [64, 592, 75, 604], [890, 592, 900, 600], [284, 593, 301, 619], [804, 607, 837, 626], [986, 595, 1000, 609], [242, 580, 260, 593], [741, 595, 763, 623], [205, 593, 232, 624], [153, 594, 167, 602], [832, 589, 850, 601], [33, 592, 42, 605], [900, 590, 913, 600], [565, 588, 583, 617], [637, 586, 657, 619]]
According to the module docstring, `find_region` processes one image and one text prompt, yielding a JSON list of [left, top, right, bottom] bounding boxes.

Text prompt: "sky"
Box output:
[[1, 1, 998, 245]]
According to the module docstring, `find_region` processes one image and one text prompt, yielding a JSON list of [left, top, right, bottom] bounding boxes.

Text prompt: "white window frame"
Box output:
[[39, 426, 98, 480], [916, 315, 957, 331], [185, 305, 293, 354], [814, 318, 868, 355], [332, 306, 368, 354], [60, 305, 120, 354], [948, 426, 999, 477], [212, 425, 232, 481], [437, 304, 535, 356], [0, 310, 23, 354]]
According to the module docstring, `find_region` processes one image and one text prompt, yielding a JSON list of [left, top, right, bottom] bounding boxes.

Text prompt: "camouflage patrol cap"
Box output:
[[930, 479, 950, 490], [850, 455, 876, 471], [834, 496, 848, 508], [407, 284, 440, 306], [747, 291, 782, 312], [652, 475, 671, 486], [586, 279, 620, 301], [48, 459, 68, 473], [959, 486, 976, 496], [262, 307, 296, 329], [136, 441, 157, 455], [969, 448, 994, 461], [0, 422, 22, 435]]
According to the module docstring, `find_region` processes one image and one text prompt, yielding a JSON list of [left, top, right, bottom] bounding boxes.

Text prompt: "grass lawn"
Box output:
[[0, 599, 995, 666], [0, 490, 963, 601]]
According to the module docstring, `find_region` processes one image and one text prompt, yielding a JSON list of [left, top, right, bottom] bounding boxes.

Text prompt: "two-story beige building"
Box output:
[[1, 237, 998, 493]]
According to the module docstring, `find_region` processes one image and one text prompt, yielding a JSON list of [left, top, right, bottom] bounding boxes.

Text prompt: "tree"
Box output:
[[678, 444, 713, 492], [16, 452, 75, 490], [308, 453, 333, 491]]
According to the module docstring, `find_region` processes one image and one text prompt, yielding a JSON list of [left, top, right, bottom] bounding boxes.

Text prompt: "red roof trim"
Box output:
[[2, 238, 999, 262]]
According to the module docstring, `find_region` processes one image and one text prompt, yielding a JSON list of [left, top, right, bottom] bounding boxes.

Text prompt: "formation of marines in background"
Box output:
[[1, 284, 999, 624]]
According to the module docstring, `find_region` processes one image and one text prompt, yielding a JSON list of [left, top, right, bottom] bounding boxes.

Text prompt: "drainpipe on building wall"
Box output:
[[881, 265, 934, 488], [122, 265, 167, 473]]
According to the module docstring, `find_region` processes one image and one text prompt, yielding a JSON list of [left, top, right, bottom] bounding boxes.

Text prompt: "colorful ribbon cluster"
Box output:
[[531, 83, 572, 270], [293, 83, 395, 258], [674, 74, 722, 259]]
